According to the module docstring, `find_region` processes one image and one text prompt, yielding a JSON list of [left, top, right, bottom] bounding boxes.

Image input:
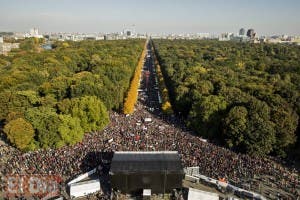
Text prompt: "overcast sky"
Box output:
[[0, 0, 299, 35]]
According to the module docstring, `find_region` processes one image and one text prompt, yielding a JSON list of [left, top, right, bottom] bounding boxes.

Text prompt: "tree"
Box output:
[[6, 111, 24, 122], [244, 115, 276, 156], [155, 61, 173, 115], [69, 72, 103, 99], [223, 106, 248, 148], [271, 107, 298, 156], [4, 118, 34, 150], [124, 43, 146, 114], [25, 107, 61, 148], [243, 98, 276, 156], [59, 96, 109, 132], [188, 95, 227, 138], [0, 58, 9, 67], [162, 101, 173, 114], [263, 94, 299, 156], [0, 39, 146, 150], [39, 76, 71, 100], [0, 91, 13, 120], [0, 90, 40, 121], [195, 80, 214, 96], [57, 114, 84, 146], [153, 39, 300, 157]]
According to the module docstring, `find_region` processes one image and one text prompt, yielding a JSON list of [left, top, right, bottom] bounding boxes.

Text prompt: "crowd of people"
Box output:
[[0, 46, 299, 199]]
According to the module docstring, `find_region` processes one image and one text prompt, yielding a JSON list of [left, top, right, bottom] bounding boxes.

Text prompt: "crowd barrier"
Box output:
[[184, 167, 266, 200]]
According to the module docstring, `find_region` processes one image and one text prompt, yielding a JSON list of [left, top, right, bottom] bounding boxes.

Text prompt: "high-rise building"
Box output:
[[123, 28, 135, 37], [247, 29, 256, 39], [239, 28, 245, 36], [27, 28, 43, 38], [0, 37, 3, 43], [126, 30, 132, 36], [30, 28, 39, 36], [219, 33, 233, 41]]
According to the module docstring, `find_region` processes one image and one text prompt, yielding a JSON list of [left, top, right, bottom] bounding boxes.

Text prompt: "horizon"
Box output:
[[0, 0, 300, 36]]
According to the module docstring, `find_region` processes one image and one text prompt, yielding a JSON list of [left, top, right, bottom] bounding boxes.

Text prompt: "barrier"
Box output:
[[184, 167, 267, 200], [184, 167, 200, 176]]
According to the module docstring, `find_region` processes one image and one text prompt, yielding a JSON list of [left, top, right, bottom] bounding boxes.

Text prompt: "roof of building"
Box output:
[[110, 151, 184, 173]]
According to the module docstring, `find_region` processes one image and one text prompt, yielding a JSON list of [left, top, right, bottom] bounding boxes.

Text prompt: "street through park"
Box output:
[[0, 42, 299, 199]]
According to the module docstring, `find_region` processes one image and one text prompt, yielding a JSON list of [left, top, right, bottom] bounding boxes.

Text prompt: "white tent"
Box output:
[[69, 179, 101, 198], [68, 168, 101, 198], [67, 168, 96, 186]]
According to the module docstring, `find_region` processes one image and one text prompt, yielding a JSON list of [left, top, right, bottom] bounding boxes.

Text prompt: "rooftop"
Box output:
[[110, 151, 184, 173]]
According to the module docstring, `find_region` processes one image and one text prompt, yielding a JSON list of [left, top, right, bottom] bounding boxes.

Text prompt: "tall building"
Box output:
[[239, 28, 245, 36], [126, 30, 132, 36], [30, 28, 39, 36], [247, 29, 256, 39], [0, 37, 3, 43], [123, 28, 135, 37], [123, 25, 136, 38], [219, 33, 233, 41], [27, 28, 43, 38]]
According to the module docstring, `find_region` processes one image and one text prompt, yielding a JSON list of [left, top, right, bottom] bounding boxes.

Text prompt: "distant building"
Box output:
[[123, 27, 136, 38], [246, 29, 255, 39], [0, 42, 20, 55], [30, 28, 39, 36], [26, 28, 43, 38], [136, 34, 147, 39], [231, 35, 250, 42], [13, 32, 25, 40], [104, 33, 120, 40], [95, 36, 105, 40], [239, 28, 245, 36], [85, 36, 96, 40], [219, 33, 233, 41], [197, 33, 210, 39], [0, 37, 3, 43], [126, 30, 132, 36], [291, 36, 300, 43]]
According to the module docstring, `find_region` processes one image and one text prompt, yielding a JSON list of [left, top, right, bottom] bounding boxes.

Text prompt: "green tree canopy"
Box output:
[[4, 118, 34, 150], [58, 96, 109, 132], [57, 114, 84, 146], [223, 106, 248, 148], [25, 107, 61, 148], [153, 39, 300, 157]]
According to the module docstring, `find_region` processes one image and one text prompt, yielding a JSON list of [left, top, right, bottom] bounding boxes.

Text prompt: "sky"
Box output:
[[0, 0, 299, 35]]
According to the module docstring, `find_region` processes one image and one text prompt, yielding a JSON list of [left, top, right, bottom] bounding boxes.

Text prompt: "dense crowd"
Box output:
[[0, 47, 299, 199]]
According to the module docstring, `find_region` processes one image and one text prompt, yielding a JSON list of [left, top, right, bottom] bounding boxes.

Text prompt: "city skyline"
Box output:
[[0, 0, 300, 35]]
